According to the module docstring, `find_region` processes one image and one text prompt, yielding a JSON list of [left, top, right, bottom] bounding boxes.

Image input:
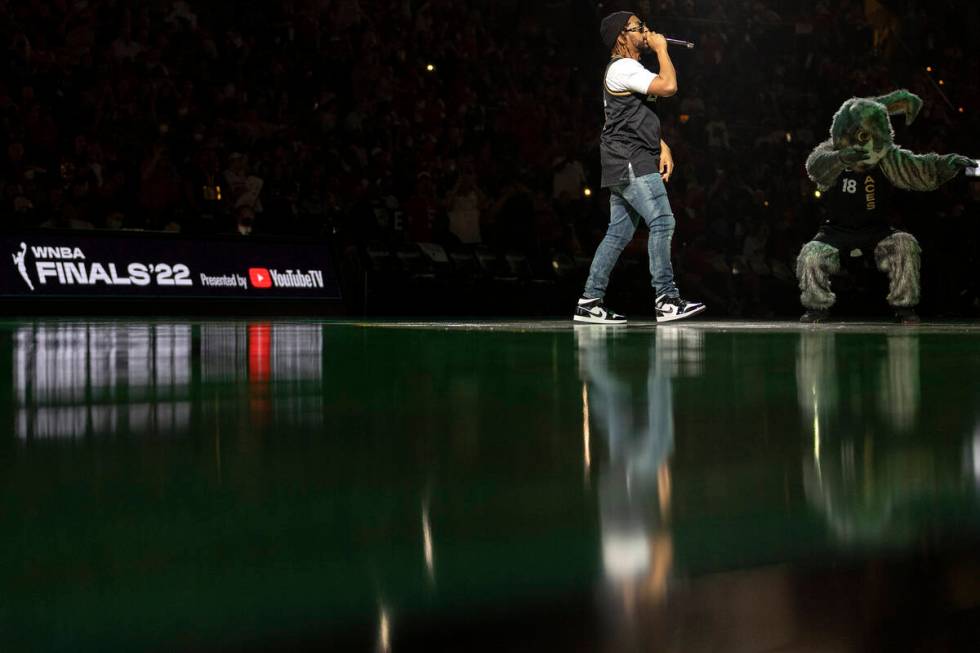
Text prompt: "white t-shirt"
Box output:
[[604, 58, 657, 95]]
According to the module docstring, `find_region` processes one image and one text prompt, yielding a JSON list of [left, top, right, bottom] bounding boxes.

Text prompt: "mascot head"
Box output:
[[829, 98, 894, 171], [825, 90, 923, 172]]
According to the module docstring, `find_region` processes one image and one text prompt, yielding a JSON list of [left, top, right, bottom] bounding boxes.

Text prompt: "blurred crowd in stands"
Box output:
[[2, 0, 979, 316]]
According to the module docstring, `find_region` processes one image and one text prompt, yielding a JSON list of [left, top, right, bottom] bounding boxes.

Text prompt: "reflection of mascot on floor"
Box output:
[[797, 90, 976, 323]]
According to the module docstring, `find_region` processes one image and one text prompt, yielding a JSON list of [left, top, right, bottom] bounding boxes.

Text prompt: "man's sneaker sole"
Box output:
[[573, 314, 627, 325], [656, 304, 706, 323]]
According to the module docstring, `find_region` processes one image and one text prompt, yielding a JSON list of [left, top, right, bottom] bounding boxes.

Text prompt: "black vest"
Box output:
[[600, 57, 662, 188]]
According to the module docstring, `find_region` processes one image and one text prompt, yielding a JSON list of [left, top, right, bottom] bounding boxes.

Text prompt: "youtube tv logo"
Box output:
[[248, 267, 272, 288]]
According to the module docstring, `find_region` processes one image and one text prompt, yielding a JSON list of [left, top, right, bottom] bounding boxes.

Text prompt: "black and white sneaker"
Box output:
[[655, 295, 706, 323], [573, 297, 627, 324]]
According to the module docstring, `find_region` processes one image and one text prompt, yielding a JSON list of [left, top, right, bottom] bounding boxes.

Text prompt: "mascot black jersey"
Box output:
[[816, 166, 894, 249]]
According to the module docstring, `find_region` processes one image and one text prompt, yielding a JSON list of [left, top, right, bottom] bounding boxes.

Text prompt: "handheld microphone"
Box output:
[[665, 37, 695, 49]]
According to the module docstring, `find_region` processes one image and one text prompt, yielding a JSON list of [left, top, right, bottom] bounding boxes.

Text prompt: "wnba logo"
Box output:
[[11, 242, 34, 291]]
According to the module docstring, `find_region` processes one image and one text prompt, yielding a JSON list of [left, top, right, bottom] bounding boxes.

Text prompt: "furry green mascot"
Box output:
[[798, 90, 975, 323]]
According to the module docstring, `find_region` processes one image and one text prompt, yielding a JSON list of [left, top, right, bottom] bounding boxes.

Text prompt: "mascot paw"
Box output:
[[838, 146, 871, 165], [947, 154, 977, 169]]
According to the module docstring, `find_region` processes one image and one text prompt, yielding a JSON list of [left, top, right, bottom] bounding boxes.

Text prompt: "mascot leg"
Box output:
[[796, 240, 841, 312], [874, 232, 921, 308]]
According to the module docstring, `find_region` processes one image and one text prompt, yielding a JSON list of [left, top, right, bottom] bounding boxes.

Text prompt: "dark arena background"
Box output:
[[2, 1, 980, 652]]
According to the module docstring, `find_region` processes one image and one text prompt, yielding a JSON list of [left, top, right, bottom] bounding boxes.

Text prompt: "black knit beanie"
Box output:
[[600, 11, 634, 51]]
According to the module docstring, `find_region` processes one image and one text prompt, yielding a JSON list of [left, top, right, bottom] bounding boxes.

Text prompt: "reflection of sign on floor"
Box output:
[[14, 324, 193, 440], [249, 324, 272, 382], [200, 324, 323, 383], [13, 322, 324, 440]]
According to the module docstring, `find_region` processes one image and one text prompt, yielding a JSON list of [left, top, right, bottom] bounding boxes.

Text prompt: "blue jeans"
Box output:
[[583, 170, 678, 300]]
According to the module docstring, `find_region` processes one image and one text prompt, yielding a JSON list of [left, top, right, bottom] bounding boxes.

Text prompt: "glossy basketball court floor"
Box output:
[[2, 318, 980, 651]]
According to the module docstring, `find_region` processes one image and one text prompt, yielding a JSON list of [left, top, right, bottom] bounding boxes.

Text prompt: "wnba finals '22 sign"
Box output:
[[2, 230, 340, 300], [12, 242, 193, 290]]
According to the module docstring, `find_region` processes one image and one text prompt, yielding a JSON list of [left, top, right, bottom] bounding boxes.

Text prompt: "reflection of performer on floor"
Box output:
[[577, 327, 700, 616]]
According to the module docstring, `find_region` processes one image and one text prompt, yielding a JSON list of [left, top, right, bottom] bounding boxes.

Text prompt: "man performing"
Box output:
[[573, 11, 705, 324], [798, 89, 976, 324]]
